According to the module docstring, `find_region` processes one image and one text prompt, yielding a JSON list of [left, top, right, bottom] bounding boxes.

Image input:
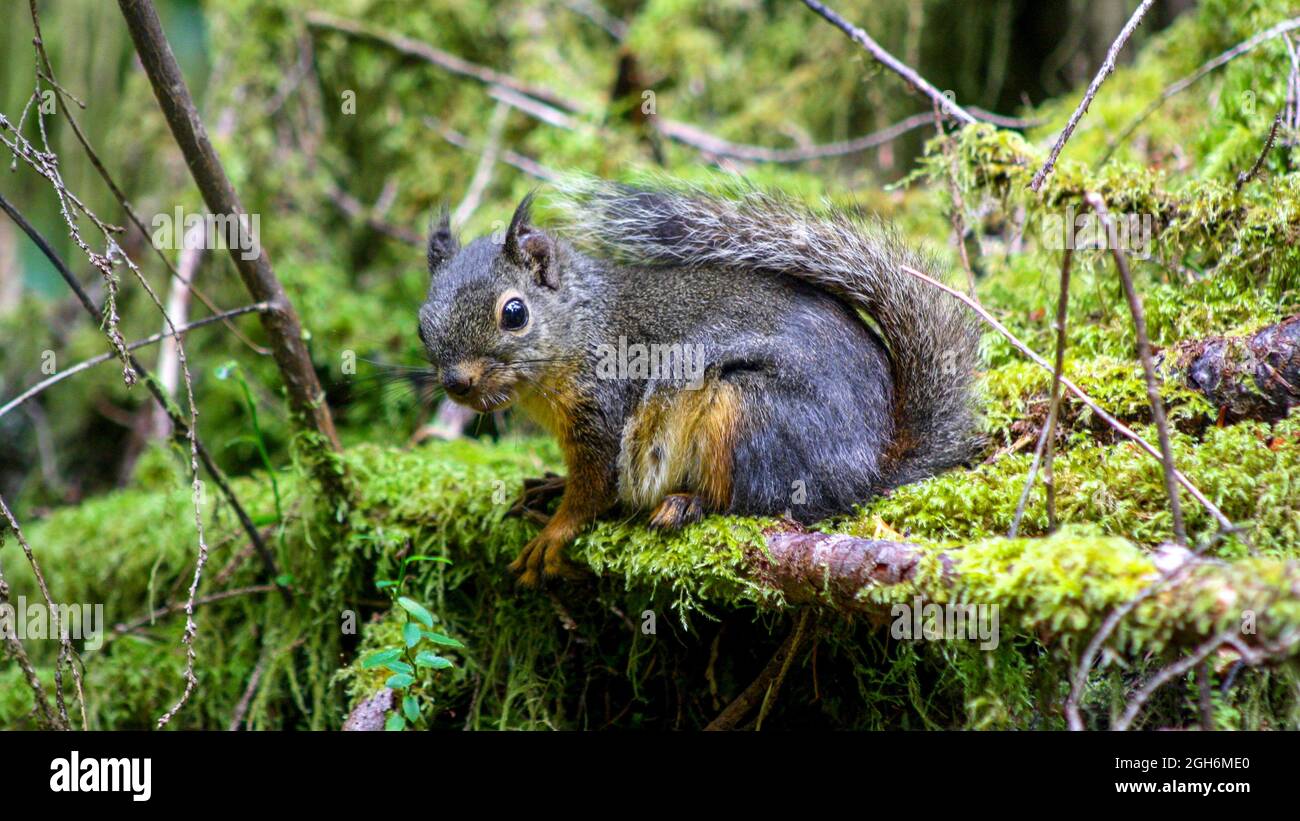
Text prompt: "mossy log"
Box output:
[[1163, 314, 1300, 423]]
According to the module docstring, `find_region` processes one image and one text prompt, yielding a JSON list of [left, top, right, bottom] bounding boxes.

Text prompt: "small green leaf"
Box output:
[[375, 580, 398, 590], [415, 651, 453, 669], [403, 555, 452, 566], [403, 622, 422, 648], [420, 630, 465, 649], [384, 661, 414, 676], [274, 573, 295, 587], [385, 712, 406, 731], [360, 648, 402, 669], [403, 695, 420, 723], [397, 597, 434, 628], [386, 673, 415, 689]]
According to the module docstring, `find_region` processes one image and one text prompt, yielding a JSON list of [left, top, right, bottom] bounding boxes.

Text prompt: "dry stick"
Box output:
[[801, 0, 975, 124], [655, 111, 938, 163], [26, 2, 266, 357], [933, 102, 976, 293], [119, 0, 341, 459], [427, 117, 561, 181], [323, 182, 423, 245], [1029, 0, 1155, 191], [1235, 110, 1284, 191], [1009, 249, 1072, 537], [0, 549, 60, 728], [0, 493, 84, 729], [1064, 556, 1197, 730], [898, 263, 1234, 533], [1084, 192, 1185, 544], [0, 303, 270, 420], [1101, 16, 1300, 166], [754, 610, 812, 731], [451, 100, 510, 228], [0, 193, 288, 602], [109, 584, 278, 640], [1113, 625, 1238, 731], [705, 613, 810, 731]]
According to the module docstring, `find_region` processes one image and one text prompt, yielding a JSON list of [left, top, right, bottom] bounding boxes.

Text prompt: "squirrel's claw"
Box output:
[[648, 493, 705, 531], [507, 472, 566, 521], [509, 530, 585, 588]]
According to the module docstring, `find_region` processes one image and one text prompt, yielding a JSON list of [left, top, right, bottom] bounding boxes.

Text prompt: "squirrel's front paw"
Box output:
[[508, 531, 585, 588]]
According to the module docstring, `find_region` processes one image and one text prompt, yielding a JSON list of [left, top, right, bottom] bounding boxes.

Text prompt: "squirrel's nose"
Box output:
[[442, 364, 480, 398]]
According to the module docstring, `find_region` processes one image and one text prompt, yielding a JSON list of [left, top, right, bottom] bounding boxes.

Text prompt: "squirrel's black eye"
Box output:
[[500, 297, 529, 331]]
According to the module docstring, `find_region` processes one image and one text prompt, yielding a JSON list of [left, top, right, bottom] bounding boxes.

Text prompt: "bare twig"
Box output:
[[705, 613, 809, 730], [313, 12, 960, 166], [1065, 549, 1197, 730], [0, 492, 86, 729], [0, 546, 60, 728], [898, 263, 1235, 533], [426, 117, 560, 181], [1101, 16, 1300, 165], [1009, 248, 1072, 538], [801, 0, 975, 124], [655, 111, 936, 163], [1083, 192, 1185, 544], [0, 303, 270, 420], [452, 100, 510, 228], [562, 0, 628, 40], [1235, 110, 1284, 191], [933, 102, 976, 292], [0, 193, 288, 604], [1030, 0, 1155, 191], [26, 2, 267, 357], [1113, 625, 1237, 731]]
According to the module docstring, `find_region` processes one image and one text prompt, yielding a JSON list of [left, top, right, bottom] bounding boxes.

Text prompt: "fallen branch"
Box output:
[[1161, 313, 1300, 421]]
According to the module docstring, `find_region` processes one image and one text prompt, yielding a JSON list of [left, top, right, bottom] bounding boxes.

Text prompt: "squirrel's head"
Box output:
[[417, 194, 573, 413]]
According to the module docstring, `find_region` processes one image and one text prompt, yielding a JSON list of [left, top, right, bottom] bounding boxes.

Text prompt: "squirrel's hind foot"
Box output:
[[647, 493, 705, 531]]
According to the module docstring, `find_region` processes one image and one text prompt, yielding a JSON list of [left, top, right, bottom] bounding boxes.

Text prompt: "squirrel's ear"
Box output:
[[427, 208, 458, 273], [504, 192, 558, 289]]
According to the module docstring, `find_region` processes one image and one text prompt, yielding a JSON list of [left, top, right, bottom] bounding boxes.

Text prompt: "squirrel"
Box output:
[[417, 178, 980, 586]]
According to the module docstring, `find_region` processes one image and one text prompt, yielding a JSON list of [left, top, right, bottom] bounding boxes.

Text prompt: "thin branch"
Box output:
[[305, 11, 580, 112], [426, 117, 560, 181], [452, 100, 510, 228], [1029, 0, 1155, 191], [1101, 16, 1300, 166], [657, 111, 937, 163], [801, 0, 976, 124], [1010, 248, 1072, 538], [1113, 625, 1238, 731], [1065, 551, 1197, 730], [0, 547, 60, 728], [898, 262, 1235, 533], [0, 492, 85, 729], [1235, 109, 1284, 191], [0, 303, 271, 420], [0, 192, 289, 604], [1083, 192, 1185, 544], [26, 1, 268, 356]]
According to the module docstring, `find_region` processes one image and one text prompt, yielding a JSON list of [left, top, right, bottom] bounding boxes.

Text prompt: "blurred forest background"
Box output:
[[2, 0, 1300, 731]]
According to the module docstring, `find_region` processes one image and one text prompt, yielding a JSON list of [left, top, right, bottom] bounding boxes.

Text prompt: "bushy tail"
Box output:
[[553, 176, 981, 487]]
